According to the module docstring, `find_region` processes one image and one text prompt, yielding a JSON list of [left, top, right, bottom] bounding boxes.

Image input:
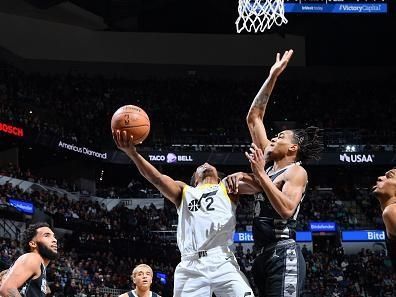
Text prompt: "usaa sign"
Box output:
[[339, 153, 374, 163]]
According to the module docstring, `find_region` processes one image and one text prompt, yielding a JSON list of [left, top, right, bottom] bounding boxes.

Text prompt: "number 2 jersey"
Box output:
[[177, 182, 236, 255]]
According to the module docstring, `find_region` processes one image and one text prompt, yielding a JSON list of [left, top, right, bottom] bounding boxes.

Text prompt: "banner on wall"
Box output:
[[0, 122, 24, 137], [106, 151, 396, 166], [341, 230, 385, 242], [57, 140, 108, 160], [233, 231, 312, 243], [6, 126, 396, 166], [310, 221, 337, 232]]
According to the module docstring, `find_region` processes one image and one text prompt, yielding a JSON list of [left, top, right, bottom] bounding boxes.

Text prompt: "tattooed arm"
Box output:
[[246, 50, 294, 151], [0, 253, 42, 297]]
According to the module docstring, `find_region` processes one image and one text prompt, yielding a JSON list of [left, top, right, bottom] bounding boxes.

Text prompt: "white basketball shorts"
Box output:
[[173, 246, 254, 297]]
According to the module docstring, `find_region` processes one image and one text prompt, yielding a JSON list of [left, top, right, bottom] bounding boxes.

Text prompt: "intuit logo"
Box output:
[[339, 154, 374, 163]]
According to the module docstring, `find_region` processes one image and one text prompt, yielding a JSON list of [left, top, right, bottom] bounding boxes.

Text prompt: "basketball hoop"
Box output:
[[236, 0, 288, 33]]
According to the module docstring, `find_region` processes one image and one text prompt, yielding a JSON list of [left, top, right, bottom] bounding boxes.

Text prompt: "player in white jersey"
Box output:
[[113, 130, 255, 297]]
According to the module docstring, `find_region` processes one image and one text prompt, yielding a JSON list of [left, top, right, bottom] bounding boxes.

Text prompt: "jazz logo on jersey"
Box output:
[[188, 199, 201, 211], [188, 190, 217, 212]]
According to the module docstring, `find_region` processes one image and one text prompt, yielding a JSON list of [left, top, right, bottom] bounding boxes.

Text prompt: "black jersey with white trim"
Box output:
[[20, 263, 47, 297], [253, 163, 305, 248]]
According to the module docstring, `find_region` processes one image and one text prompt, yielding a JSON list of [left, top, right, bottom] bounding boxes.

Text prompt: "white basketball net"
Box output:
[[236, 0, 288, 33]]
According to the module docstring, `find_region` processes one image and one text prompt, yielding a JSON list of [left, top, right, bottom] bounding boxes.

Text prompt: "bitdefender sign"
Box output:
[[233, 232, 254, 243], [58, 141, 107, 160], [310, 221, 336, 232], [9, 198, 34, 214], [342, 230, 385, 242], [233, 231, 312, 243]]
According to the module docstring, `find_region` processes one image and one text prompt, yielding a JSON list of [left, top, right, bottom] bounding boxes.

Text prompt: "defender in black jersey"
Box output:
[[226, 50, 323, 297], [0, 222, 57, 297], [118, 264, 162, 297], [372, 168, 396, 270]]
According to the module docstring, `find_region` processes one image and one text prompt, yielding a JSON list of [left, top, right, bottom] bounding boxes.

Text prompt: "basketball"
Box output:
[[111, 105, 150, 145]]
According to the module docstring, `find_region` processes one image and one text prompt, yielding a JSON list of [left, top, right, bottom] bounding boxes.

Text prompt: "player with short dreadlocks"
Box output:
[[225, 50, 323, 297]]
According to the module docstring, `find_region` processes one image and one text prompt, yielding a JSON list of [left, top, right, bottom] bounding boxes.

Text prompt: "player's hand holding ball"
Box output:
[[111, 105, 150, 154]]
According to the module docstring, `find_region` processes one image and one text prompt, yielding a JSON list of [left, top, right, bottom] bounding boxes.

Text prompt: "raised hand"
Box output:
[[223, 172, 245, 194], [269, 49, 294, 78], [245, 143, 266, 178], [112, 130, 137, 156]]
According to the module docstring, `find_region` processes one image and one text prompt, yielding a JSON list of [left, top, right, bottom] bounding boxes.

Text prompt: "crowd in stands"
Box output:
[[1, 64, 396, 151], [0, 162, 385, 232], [0, 179, 178, 296], [0, 236, 176, 297], [302, 246, 395, 297], [1, 166, 395, 296], [232, 185, 393, 297], [232, 238, 396, 297], [297, 187, 384, 231], [0, 162, 79, 193], [2, 231, 396, 297], [1, 63, 395, 295]]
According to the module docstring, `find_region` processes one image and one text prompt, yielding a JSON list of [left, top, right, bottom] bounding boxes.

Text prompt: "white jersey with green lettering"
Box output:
[[176, 182, 236, 256]]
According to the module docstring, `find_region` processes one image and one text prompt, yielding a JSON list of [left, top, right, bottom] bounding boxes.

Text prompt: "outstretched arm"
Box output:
[[223, 172, 262, 195], [113, 130, 184, 206], [246, 50, 294, 151]]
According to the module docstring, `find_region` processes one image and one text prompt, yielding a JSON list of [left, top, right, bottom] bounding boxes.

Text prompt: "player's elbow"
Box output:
[[246, 112, 255, 125], [246, 114, 260, 130], [279, 209, 293, 220], [279, 213, 291, 220]]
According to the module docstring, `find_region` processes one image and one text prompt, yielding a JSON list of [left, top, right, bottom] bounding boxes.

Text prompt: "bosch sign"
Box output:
[[0, 122, 24, 137]]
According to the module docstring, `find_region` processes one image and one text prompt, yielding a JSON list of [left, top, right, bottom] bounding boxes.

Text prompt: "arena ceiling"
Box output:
[[1, 0, 395, 66], [0, 0, 391, 35]]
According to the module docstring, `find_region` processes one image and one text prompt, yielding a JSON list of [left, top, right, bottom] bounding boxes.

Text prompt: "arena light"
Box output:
[[345, 145, 356, 152]]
